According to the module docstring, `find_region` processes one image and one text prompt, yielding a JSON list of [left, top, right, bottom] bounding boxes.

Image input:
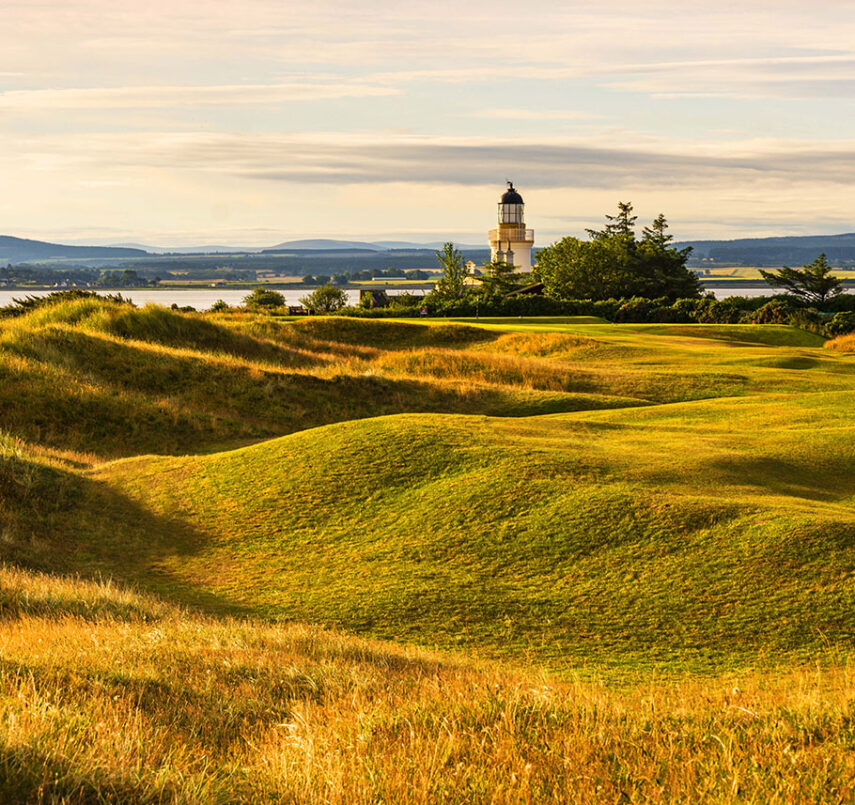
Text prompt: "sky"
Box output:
[[1, 0, 853, 247]]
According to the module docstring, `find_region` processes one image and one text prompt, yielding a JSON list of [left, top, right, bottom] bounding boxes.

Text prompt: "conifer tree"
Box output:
[[432, 242, 469, 302], [759, 253, 842, 304]]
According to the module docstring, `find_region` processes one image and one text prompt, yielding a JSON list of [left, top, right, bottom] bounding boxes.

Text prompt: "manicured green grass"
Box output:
[[82, 391, 854, 671]]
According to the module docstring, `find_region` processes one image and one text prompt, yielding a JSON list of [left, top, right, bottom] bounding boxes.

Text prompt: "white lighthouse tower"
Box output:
[[489, 181, 535, 272]]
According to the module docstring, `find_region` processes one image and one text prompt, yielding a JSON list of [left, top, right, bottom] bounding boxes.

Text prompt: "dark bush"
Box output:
[[752, 300, 795, 324], [827, 311, 855, 336]]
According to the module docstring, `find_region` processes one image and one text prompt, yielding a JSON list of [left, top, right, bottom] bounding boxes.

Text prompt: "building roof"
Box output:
[[500, 181, 524, 205]]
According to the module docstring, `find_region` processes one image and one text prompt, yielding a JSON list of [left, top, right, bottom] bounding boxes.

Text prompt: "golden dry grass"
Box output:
[[826, 333, 855, 352], [2, 566, 855, 804], [5, 306, 855, 801]]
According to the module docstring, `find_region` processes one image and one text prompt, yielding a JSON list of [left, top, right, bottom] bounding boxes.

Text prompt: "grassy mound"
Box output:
[[2, 303, 653, 459], [5, 307, 855, 799], [3, 306, 855, 669], [2, 386, 844, 670]]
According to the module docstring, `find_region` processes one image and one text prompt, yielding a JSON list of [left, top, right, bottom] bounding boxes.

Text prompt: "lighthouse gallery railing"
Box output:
[[488, 228, 534, 242]]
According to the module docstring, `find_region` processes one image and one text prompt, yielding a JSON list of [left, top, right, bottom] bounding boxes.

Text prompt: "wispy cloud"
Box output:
[[606, 54, 855, 99], [10, 130, 853, 189], [3, 0, 854, 240], [0, 82, 399, 110], [470, 109, 603, 121]]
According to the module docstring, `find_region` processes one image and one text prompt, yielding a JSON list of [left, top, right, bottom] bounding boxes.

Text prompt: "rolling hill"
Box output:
[[5, 298, 855, 799], [677, 232, 855, 266], [3, 299, 854, 668]]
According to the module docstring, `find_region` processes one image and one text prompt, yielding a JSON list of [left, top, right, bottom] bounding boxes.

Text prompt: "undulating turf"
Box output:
[[3, 301, 854, 669], [3, 300, 855, 800]]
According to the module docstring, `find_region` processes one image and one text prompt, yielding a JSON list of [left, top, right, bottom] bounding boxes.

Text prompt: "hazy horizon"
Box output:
[[2, 0, 853, 247]]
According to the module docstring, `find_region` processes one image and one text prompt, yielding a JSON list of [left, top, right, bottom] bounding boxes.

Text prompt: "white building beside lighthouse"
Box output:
[[488, 181, 535, 272]]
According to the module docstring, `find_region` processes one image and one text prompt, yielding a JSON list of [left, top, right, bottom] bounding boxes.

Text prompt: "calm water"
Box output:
[[0, 288, 361, 310], [0, 285, 849, 310]]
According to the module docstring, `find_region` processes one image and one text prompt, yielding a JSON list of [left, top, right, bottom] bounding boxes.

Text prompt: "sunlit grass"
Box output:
[[2, 566, 855, 803], [4, 303, 855, 800], [827, 333, 855, 352]]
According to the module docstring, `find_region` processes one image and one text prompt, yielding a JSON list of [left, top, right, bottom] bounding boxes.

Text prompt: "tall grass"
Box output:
[[826, 333, 855, 352], [2, 566, 855, 804]]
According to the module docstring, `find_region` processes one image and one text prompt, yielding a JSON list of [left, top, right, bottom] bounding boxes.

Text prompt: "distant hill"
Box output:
[[263, 239, 386, 252], [265, 239, 487, 252], [109, 243, 264, 255], [676, 232, 855, 266], [0, 236, 148, 265]]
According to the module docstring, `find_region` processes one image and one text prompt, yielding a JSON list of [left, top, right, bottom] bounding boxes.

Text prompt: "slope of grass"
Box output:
[[73, 389, 852, 670], [2, 566, 855, 804], [5, 306, 855, 800], [3, 304, 855, 670], [0, 303, 649, 459], [3, 300, 850, 461]]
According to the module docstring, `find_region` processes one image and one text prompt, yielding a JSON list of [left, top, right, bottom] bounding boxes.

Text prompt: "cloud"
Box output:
[[470, 109, 604, 121], [605, 54, 855, 99], [0, 82, 399, 110], [13, 130, 852, 190]]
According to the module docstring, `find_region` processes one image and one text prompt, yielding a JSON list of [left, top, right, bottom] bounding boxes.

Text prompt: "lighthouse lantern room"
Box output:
[[489, 181, 535, 272]]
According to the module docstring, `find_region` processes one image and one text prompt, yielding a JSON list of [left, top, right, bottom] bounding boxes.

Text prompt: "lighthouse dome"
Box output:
[[500, 183, 523, 205]]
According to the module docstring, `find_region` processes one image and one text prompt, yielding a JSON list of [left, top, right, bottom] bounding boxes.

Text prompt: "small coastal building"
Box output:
[[488, 181, 535, 272]]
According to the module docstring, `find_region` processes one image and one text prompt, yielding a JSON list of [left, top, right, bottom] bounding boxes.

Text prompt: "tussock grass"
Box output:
[[826, 333, 855, 352], [2, 566, 855, 803]]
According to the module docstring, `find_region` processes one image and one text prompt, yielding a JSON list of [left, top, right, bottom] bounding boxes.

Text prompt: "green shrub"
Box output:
[[243, 288, 286, 309], [752, 300, 795, 324], [827, 311, 855, 336], [300, 284, 348, 313]]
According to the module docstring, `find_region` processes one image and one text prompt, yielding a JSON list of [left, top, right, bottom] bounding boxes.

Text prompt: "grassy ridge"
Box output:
[[87, 393, 855, 669], [0, 302, 655, 459], [2, 566, 855, 803], [0, 299, 845, 462], [2, 306, 854, 668]]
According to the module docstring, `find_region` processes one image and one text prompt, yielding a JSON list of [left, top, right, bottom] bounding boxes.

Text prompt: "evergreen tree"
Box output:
[[588, 201, 637, 239], [536, 204, 701, 301], [642, 213, 672, 248], [759, 253, 842, 305], [475, 260, 524, 299], [432, 242, 469, 302]]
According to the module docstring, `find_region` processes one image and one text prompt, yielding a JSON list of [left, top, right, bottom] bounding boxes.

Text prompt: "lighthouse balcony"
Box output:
[[489, 228, 534, 243]]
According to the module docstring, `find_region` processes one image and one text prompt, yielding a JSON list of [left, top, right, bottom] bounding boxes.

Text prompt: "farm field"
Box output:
[[2, 297, 855, 801]]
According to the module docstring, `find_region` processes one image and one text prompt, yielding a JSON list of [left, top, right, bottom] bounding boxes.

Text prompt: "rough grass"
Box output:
[[5, 306, 855, 800], [827, 333, 855, 352], [2, 301, 849, 460], [0, 304, 640, 458], [2, 566, 855, 804]]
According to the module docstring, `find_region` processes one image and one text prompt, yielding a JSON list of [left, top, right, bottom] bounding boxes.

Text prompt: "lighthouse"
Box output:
[[489, 181, 535, 272]]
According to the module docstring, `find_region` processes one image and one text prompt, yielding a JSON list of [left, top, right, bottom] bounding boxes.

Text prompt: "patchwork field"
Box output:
[[2, 297, 855, 801]]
